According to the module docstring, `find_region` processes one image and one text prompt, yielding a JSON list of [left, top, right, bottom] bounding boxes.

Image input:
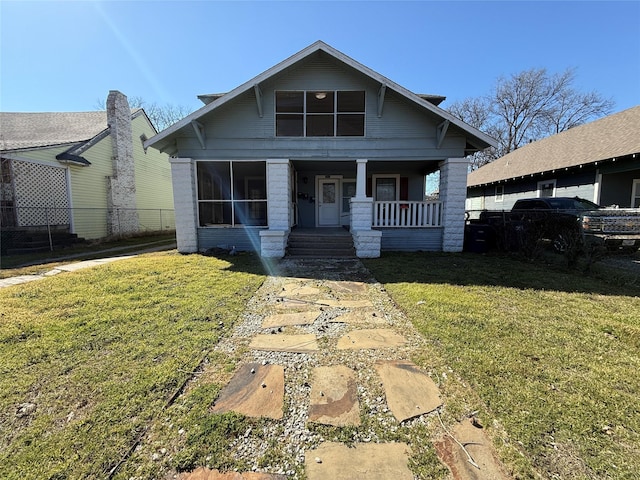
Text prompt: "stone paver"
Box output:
[[336, 328, 408, 350], [249, 334, 319, 353], [308, 365, 360, 427], [273, 298, 317, 310], [435, 420, 511, 480], [179, 468, 286, 479], [211, 363, 284, 419], [375, 360, 442, 422], [261, 311, 321, 329], [329, 309, 386, 325], [324, 280, 369, 295], [305, 442, 413, 480], [321, 299, 373, 308], [182, 257, 510, 480]]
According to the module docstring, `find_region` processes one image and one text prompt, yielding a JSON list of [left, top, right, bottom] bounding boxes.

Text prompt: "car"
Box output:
[[474, 197, 640, 253]]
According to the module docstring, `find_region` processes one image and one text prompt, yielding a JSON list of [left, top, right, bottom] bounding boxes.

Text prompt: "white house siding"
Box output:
[[131, 115, 174, 231], [68, 134, 114, 239], [6, 146, 69, 164]]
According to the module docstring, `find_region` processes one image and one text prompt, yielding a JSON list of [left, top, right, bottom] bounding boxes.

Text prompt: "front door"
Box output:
[[318, 178, 340, 226]]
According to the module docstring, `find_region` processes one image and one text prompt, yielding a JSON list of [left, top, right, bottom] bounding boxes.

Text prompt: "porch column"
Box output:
[[260, 158, 290, 257], [439, 157, 468, 252], [169, 157, 198, 253], [351, 158, 381, 258], [355, 158, 368, 198]]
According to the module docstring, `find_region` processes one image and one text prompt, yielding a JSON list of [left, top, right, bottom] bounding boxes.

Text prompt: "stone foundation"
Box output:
[[352, 230, 382, 258]]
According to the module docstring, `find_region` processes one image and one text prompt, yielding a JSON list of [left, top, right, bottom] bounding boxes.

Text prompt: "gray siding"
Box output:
[[378, 228, 443, 252], [599, 158, 640, 207], [467, 169, 598, 211], [198, 227, 266, 252], [175, 53, 467, 162]]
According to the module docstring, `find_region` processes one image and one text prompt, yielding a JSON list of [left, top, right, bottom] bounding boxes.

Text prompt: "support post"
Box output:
[[169, 157, 198, 253], [351, 158, 381, 257], [260, 158, 290, 258], [439, 157, 469, 252]]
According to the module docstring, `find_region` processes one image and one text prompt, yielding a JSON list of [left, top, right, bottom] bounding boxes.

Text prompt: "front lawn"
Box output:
[[364, 253, 640, 479], [0, 251, 265, 479]]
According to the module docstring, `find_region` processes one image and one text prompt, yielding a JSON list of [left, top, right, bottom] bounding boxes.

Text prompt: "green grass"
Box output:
[[364, 252, 640, 479], [0, 251, 265, 479]]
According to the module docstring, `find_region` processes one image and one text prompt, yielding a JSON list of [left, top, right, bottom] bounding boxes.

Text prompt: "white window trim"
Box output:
[[495, 185, 504, 202], [632, 179, 640, 208], [372, 174, 401, 201], [537, 179, 557, 198]]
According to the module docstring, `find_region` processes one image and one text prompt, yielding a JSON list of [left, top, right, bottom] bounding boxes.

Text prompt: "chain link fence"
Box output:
[[1, 207, 175, 255]]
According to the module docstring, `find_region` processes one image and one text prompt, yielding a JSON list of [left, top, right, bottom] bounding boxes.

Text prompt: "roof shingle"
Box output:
[[467, 105, 640, 187], [0, 111, 109, 151]]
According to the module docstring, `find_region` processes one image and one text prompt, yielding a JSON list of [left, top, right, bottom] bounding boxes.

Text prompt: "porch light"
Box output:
[[315, 92, 327, 100]]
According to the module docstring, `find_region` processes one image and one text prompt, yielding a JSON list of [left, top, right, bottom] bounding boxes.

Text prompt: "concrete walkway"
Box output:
[[180, 257, 511, 480], [0, 242, 176, 288]]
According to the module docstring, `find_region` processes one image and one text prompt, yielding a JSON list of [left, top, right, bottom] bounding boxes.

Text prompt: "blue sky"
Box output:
[[1, 1, 639, 116]]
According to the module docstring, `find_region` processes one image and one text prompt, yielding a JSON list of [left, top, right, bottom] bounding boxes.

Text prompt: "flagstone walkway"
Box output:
[[180, 258, 509, 479]]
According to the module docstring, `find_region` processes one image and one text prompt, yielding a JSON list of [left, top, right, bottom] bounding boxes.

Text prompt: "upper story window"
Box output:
[[275, 90, 365, 137]]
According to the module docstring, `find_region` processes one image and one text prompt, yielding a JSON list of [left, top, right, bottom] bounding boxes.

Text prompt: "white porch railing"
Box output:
[[373, 201, 442, 227]]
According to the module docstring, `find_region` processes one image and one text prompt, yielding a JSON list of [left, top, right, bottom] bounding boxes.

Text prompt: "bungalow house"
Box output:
[[0, 91, 175, 252], [144, 41, 496, 258], [467, 105, 640, 213]]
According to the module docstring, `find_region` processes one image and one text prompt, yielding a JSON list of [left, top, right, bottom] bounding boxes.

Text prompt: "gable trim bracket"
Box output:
[[254, 84, 264, 118], [191, 120, 206, 149], [436, 120, 450, 149], [377, 84, 387, 118]]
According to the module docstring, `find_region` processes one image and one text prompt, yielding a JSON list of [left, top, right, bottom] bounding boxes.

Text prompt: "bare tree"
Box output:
[[448, 67, 614, 170], [94, 96, 193, 132]]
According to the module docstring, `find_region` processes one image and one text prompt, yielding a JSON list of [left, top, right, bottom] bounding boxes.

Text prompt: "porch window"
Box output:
[[276, 90, 365, 137], [342, 181, 356, 213], [373, 175, 400, 201], [495, 185, 504, 202], [197, 161, 267, 227]]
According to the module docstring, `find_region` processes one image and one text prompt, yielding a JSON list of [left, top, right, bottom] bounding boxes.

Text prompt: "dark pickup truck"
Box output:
[[467, 197, 640, 253]]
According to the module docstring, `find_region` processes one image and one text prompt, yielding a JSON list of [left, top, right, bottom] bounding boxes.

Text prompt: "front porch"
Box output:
[[172, 156, 468, 258], [260, 157, 467, 258]]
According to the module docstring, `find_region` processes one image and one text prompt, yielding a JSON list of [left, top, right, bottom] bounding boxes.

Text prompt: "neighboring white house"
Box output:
[[145, 41, 496, 258], [0, 91, 175, 252], [467, 106, 640, 212]]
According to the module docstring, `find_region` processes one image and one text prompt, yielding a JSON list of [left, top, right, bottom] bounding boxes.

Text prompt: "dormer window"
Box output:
[[276, 90, 365, 137]]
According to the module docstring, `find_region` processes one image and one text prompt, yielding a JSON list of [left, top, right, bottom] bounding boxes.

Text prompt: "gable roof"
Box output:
[[145, 40, 496, 153], [1, 109, 153, 166], [467, 105, 640, 187], [0, 111, 109, 151]]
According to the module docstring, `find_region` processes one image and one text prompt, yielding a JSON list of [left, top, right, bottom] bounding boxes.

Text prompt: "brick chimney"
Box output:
[[106, 90, 139, 235]]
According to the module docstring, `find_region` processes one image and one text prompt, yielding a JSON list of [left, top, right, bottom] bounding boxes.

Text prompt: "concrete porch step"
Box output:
[[286, 229, 356, 258]]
